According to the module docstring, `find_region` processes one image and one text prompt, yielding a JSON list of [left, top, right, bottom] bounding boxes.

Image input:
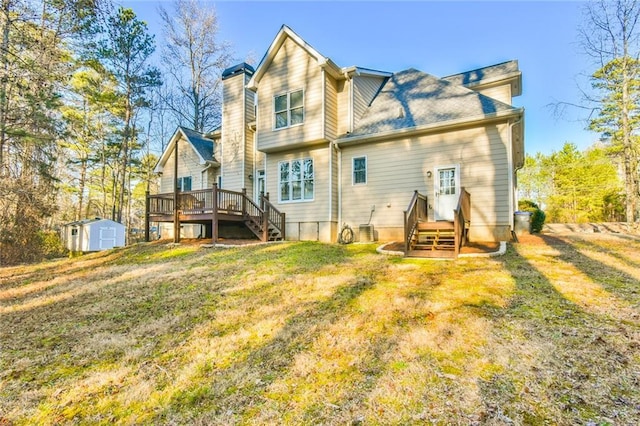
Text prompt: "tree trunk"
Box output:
[[0, 0, 11, 174], [117, 95, 132, 224]]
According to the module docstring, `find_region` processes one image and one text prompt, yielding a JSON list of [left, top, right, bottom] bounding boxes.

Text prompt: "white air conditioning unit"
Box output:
[[359, 224, 375, 242]]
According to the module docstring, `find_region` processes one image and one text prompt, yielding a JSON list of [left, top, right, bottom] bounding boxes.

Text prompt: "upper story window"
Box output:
[[177, 176, 192, 192], [353, 156, 367, 185], [279, 158, 314, 202], [274, 89, 304, 129]]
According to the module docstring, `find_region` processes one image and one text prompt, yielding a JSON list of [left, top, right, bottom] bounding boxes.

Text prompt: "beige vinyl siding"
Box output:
[[159, 137, 206, 193], [265, 144, 334, 240], [222, 71, 252, 191], [256, 38, 324, 152], [244, 90, 256, 194], [353, 75, 387, 129], [244, 127, 255, 193], [477, 84, 512, 105], [339, 124, 510, 241], [325, 74, 338, 141], [336, 79, 349, 135]]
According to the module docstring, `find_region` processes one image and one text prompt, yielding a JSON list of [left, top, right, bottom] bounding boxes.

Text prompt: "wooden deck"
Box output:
[[145, 185, 285, 243]]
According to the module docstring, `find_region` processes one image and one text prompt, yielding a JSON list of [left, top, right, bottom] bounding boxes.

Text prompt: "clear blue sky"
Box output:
[[123, 0, 597, 156]]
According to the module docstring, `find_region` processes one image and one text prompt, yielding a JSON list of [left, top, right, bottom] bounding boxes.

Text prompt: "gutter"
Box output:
[[334, 142, 342, 241], [508, 116, 523, 231], [335, 108, 524, 148]]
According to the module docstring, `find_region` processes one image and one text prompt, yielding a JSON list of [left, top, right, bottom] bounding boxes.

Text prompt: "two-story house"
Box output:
[[148, 25, 524, 257]]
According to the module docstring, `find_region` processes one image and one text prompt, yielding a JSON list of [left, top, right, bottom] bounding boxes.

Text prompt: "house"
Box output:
[[62, 218, 126, 252], [147, 25, 524, 257]]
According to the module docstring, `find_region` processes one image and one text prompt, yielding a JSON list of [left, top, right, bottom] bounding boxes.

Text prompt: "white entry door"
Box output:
[[434, 165, 460, 221], [255, 169, 265, 201], [99, 227, 116, 249]]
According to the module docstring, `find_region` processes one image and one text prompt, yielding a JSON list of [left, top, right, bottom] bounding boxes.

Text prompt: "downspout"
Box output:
[[334, 141, 342, 241], [321, 68, 326, 139], [329, 141, 333, 226], [508, 117, 523, 231]]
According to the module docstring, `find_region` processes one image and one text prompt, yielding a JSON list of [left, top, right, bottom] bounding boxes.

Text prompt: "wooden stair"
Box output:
[[407, 221, 456, 258], [244, 216, 283, 242]]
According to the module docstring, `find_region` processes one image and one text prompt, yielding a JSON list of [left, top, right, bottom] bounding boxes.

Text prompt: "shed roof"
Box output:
[[347, 68, 519, 138], [63, 218, 124, 227]]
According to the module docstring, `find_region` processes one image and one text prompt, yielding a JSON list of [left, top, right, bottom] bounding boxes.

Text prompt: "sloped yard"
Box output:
[[1, 233, 639, 424]]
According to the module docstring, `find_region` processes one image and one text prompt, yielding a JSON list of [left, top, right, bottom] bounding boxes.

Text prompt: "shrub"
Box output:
[[37, 230, 67, 259], [518, 200, 546, 233]]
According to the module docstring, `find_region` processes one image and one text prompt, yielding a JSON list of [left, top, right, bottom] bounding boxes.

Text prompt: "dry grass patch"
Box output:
[[1, 236, 639, 424]]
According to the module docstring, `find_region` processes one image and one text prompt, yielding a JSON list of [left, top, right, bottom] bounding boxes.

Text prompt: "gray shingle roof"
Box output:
[[179, 127, 215, 161], [349, 68, 517, 137], [442, 60, 519, 87]]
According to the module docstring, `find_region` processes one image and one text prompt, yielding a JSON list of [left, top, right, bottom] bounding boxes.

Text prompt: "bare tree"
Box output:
[[581, 0, 640, 226], [158, 0, 234, 132]]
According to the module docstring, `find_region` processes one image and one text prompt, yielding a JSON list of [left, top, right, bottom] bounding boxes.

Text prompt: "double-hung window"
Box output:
[[353, 156, 367, 185], [279, 158, 314, 202], [177, 176, 192, 192], [274, 89, 304, 129]]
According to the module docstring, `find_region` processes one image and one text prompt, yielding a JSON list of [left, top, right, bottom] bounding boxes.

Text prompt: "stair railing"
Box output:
[[260, 192, 286, 241], [404, 190, 428, 254]]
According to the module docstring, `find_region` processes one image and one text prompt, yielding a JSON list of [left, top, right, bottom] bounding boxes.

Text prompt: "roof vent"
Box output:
[[398, 107, 404, 119]]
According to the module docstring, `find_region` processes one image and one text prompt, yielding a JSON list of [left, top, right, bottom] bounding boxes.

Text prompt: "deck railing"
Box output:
[[403, 190, 428, 253], [146, 185, 285, 242]]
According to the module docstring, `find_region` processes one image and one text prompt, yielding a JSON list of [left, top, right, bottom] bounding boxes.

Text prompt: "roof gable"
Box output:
[[349, 68, 519, 138], [247, 25, 342, 90], [154, 127, 216, 173]]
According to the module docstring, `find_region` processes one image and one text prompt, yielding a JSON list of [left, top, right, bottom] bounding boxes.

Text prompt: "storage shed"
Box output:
[[62, 218, 126, 252]]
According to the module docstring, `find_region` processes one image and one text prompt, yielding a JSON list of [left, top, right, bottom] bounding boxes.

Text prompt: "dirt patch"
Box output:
[[155, 238, 262, 246], [381, 241, 501, 254]]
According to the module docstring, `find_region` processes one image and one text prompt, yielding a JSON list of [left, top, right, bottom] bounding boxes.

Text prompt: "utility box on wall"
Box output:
[[359, 224, 375, 242]]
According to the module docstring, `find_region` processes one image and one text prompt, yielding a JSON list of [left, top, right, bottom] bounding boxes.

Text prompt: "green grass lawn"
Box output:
[[1, 233, 639, 425]]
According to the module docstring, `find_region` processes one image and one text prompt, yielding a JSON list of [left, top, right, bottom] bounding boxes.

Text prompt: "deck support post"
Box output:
[[212, 183, 218, 244], [173, 139, 180, 243], [144, 190, 150, 242], [262, 201, 269, 242], [241, 188, 247, 217]]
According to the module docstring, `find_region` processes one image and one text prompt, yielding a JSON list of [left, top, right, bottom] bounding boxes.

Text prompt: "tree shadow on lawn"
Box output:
[[557, 233, 640, 288], [159, 269, 384, 423], [2, 241, 373, 423], [482, 241, 640, 424]]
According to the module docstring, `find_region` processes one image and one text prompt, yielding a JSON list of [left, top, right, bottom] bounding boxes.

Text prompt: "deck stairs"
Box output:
[[245, 215, 284, 241], [403, 188, 470, 259], [408, 221, 457, 258]]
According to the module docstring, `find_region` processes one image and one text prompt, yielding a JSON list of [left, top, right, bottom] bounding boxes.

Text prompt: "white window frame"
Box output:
[[177, 176, 192, 192], [352, 155, 367, 185], [274, 88, 304, 130], [278, 158, 314, 203]]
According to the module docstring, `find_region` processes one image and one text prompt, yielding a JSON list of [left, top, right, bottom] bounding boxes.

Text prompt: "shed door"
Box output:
[[99, 227, 116, 249], [434, 165, 460, 221]]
